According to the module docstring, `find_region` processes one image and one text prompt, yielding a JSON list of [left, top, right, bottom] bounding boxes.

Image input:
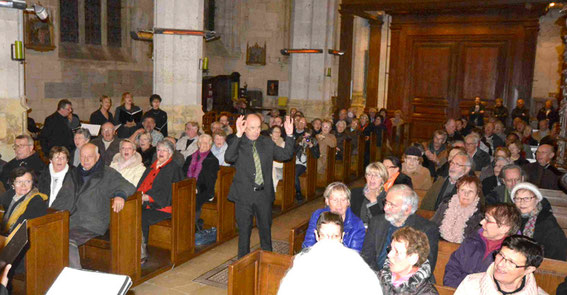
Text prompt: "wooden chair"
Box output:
[[288, 219, 309, 256], [274, 157, 297, 213], [148, 178, 195, 266], [201, 166, 237, 243], [316, 146, 336, 188], [19, 210, 69, 295], [80, 193, 142, 283], [228, 250, 293, 295], [334, 138, 352, 183], [299, 148, 317, 201]]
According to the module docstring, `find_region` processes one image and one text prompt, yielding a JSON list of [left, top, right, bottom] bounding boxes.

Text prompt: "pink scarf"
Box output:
[[187, 150, 210, 180]]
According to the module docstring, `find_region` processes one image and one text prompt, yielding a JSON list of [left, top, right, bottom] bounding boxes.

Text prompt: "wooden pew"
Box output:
[[299, 148, 317, 201], [352, 133, 366, 178], [369, 132, 378, 163], [415, 189, 428, 208], [316, 146, 336, 188], [228, 250, 293, 295], [335, 138, 352, 183], [436, 285, 456, 295], [433, 241, 460, 285], [288, 219, 309, 256], [541, 189, 567, 208], [201, 166, 237, 243], [274, 157, 297, 213], [80, 193, 142, 283], [551, 206, 567, 237], [148, 178, 195, 267], [18, 210, 69, 295]]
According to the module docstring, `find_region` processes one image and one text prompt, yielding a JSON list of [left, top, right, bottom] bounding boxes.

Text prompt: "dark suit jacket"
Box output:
[[225, 134, 294, 203], [394, 172, 413, 188], [472, 149, 490, 171], [183, 152, 219, 206], [37, 166, 78, 212], [485, 185, 509, 205], [361, 213, 440, 273], [39, 112, 74, 154], [91, 137, 120, 166], [420, 176, 456, 211], [524, 162, 565, 191]]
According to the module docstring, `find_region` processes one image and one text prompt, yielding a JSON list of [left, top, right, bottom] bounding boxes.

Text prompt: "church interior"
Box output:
[[1, 0, 567, 294]]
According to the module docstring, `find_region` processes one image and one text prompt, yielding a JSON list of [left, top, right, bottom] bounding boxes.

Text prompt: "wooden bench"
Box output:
[[299, 148, 317, 201], [551, 205, 567, 237], [274, 157, 297, 213], [80, 193, 142, 283], [201, 166, 237, 243], [288, 219, 310, 256], [335, 138, 352, 183], [15, 210, 69, 295], [228, 250, 293, 295], [415, 189, 428, 208], [541, 189, 567, 208], [351, 133, 366, 178], [316, 146, 336, 188]]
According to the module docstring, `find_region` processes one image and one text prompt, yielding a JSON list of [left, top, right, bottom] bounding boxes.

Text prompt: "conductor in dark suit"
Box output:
[[225, 114, 295, 258]]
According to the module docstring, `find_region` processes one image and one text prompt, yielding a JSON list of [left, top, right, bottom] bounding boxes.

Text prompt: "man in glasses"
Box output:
[[485, 164, 526, 205], [361, 184, 439, 273], [420, 151, 472, 211], [0, 134, 45, 189], [455, 235, 545, 295], [524, 144, 565, 191], [39, 99, 74, 154]]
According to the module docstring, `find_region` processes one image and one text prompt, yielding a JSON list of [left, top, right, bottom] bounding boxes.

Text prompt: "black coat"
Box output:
[[485, 185, 510, 205], [361, 213, 440, 273], [91, 137, 120, 166], [394, 172, 413, 188], [511, 106, 530, 123], [183, 152, 219, 208], [0, 188, 47, 234], [39, 112, 74, 154], [138, 159, 184, 210], [143, 109, 168, 137], [524, 162, 565, 192], [537, 107, 559, 128], [37, 166, 78, 212], [472, 149, 491, 171], [0, 153, 46, 189], [138, 146, 156, 168], [520, 199, 567, 261], [481, 175, 499, 197], [114, 105, 142, 138], [350, 187, 385, 219], [89, 109, 114, 126]]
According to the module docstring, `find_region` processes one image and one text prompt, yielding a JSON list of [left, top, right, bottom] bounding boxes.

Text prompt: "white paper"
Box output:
[[80, 123, 101, 137], [47, 267, 132, 295]]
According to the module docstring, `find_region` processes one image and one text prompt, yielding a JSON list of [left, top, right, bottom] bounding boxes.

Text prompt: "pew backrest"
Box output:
[[109, 192, 142, 280], [170, 178, 196, 264], [289, 219, 309, 256], [228, 250, 293, 295], [434, 241, 460, 285]]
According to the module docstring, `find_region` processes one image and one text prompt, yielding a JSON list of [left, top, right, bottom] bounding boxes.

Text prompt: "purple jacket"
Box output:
[[302, 207, 366, 252], [443, 229, 498, 288]]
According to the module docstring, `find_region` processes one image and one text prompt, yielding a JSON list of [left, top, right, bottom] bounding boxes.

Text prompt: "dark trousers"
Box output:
[[235, 194, 273, 258], [142, 209, 171, 243], [69, 227, 100, 269], [295, 164, 306, 194]]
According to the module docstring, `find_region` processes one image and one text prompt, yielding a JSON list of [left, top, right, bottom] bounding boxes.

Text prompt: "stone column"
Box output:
[[288, 0, 339, 120], [153, 0, 204, 137], [0, 9, 27, 160], [365, 18, 383, 109]]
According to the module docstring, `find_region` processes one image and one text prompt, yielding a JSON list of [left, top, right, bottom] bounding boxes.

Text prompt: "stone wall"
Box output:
[[25, 0, 154, 124]]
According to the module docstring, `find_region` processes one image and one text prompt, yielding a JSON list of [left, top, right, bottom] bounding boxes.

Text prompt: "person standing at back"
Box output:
[[225, 114, 295, 258]]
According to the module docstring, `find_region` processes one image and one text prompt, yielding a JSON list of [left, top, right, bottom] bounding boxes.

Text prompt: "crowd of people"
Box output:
[[0, 94, 566, 294]]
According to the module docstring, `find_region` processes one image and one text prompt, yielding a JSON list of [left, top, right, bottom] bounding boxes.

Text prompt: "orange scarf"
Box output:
[[384, 172, 400, 192]]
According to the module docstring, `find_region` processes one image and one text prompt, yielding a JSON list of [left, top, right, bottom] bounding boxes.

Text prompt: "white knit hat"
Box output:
[[510, 182, 543, 202]]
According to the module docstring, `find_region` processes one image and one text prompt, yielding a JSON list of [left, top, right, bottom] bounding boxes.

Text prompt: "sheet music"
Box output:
[[47, 267, 132, 295], [80, 123, 101, 136]]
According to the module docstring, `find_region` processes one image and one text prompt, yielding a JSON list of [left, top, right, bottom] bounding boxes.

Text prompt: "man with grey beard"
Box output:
[[361, 184, 440, 274]]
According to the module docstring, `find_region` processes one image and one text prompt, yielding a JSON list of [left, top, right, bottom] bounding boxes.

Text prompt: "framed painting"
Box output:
[[246, 42, 266, 65], [25, 15, 56, 52]]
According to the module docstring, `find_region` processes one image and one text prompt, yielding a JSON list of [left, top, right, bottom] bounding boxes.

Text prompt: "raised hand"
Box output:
[[283, 115, 294, 136], [236, 115, 246, 137]]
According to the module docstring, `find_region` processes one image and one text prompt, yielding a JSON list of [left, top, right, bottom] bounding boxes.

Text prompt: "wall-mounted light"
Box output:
[[280, 49, 323, 56], [131, 29, 220, 42], [154, 28, 205, 36], [0, 1, 49, 20], [328, 49, 345, 56]]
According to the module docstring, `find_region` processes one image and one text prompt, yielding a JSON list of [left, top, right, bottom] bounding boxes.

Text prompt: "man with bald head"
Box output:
[[524, 144, 565, 191], [91, 121, 120, 166], [225, 113, 295, 258], [68, 143, 135, 269]]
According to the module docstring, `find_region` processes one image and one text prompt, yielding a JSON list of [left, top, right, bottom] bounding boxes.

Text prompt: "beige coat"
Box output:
[[316, 133, 337, 174], [402, 164, 433, 191], [109, 152, 146, 186]]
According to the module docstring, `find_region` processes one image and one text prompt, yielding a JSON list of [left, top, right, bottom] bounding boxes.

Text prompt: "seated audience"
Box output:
[[481, 122, 505, 155], [443, 203, 521, 288], [422, 129, 449, 178], [163, 136, 185, 168], [91, 122, 120, 166], [0, 135, 45, 189], [368, 107, 377, 123], [313, 211, 344, 243], [524, 144, 564, 191], [391, 109, 404, 139], [511, 98, 529, 124], [431, 175, 484, 243], [421, 152, 472, 211], [493, 120, 506, 143], [211, 131, 229, 167], [469, 96, 485, 127], [109, 139, 146, 186], [129, 116, 164, 146], [455, 235, 546, 295], [383, 156, 413, 191], [270, 126, 285, 191], [311, 118, 322, 135], [379, 227, 438, 294], [372, 115, 387, 147], [176, 122, 200, 159], [292, 117, 307, 140], [39, 99, 74, 154], [210, 121, 222, 134], [435, 142, 466, 179], [138, 140, 184, 263], [479, 146, 510, 181], [142, 94, 168, 137], [507, 139, 529, 166], [302, 182, 365, 252], [362, 184, 439, 272], [445, 118, 462, 143], [315, 120, 337, 174], [465, 133, 490, 171], [481, 157, 512, 196], [537, 99, 559, 128], [511, 182, 567, 261], [334, 120, 348, 160], [351, 162, 389, 224], [493, 98, 509, 126], [402, 147, 432, 191], [1, 167, 47, 235], [37, 146, 77, 212], [294, 129, 319, 201], [277, 240, 382, 295], [70, 128, 91, 167], [114, 92, 142, 138], [540, 121, 560, 146], [521, 125, 538, 147], [137, 131, 156, 167], [347, 118, 360, 154], [532, 119, 549, 143], [89, 95, 114, 125], [486, 164, 526, 205], [68, 143, 135, 269], [218, 114, 233, 135]]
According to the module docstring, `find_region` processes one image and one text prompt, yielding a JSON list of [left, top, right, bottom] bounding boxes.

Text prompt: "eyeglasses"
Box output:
[[383, 200, 401, 209], [482, 216, 498, 225], [13, 180, 32, 186], [365, 173, 381, 179], [385, 166, 397, 169], [450, 161, 470, 168], [52, 156, 67, 161], [329, 198, 348, 205], [495, 252, 527, 269], [513, 196, 535, 203], [13, 144, 32, 149]]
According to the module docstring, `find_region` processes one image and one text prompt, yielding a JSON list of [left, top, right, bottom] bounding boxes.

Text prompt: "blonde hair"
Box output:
[[365, 162, 389, 183], [323, 182, 351, 201]]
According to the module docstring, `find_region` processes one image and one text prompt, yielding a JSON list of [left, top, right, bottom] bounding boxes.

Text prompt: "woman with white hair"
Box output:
[[110, 139, 146, 186], [512, 182, 567, 260], [183, 134, 219, 226]]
